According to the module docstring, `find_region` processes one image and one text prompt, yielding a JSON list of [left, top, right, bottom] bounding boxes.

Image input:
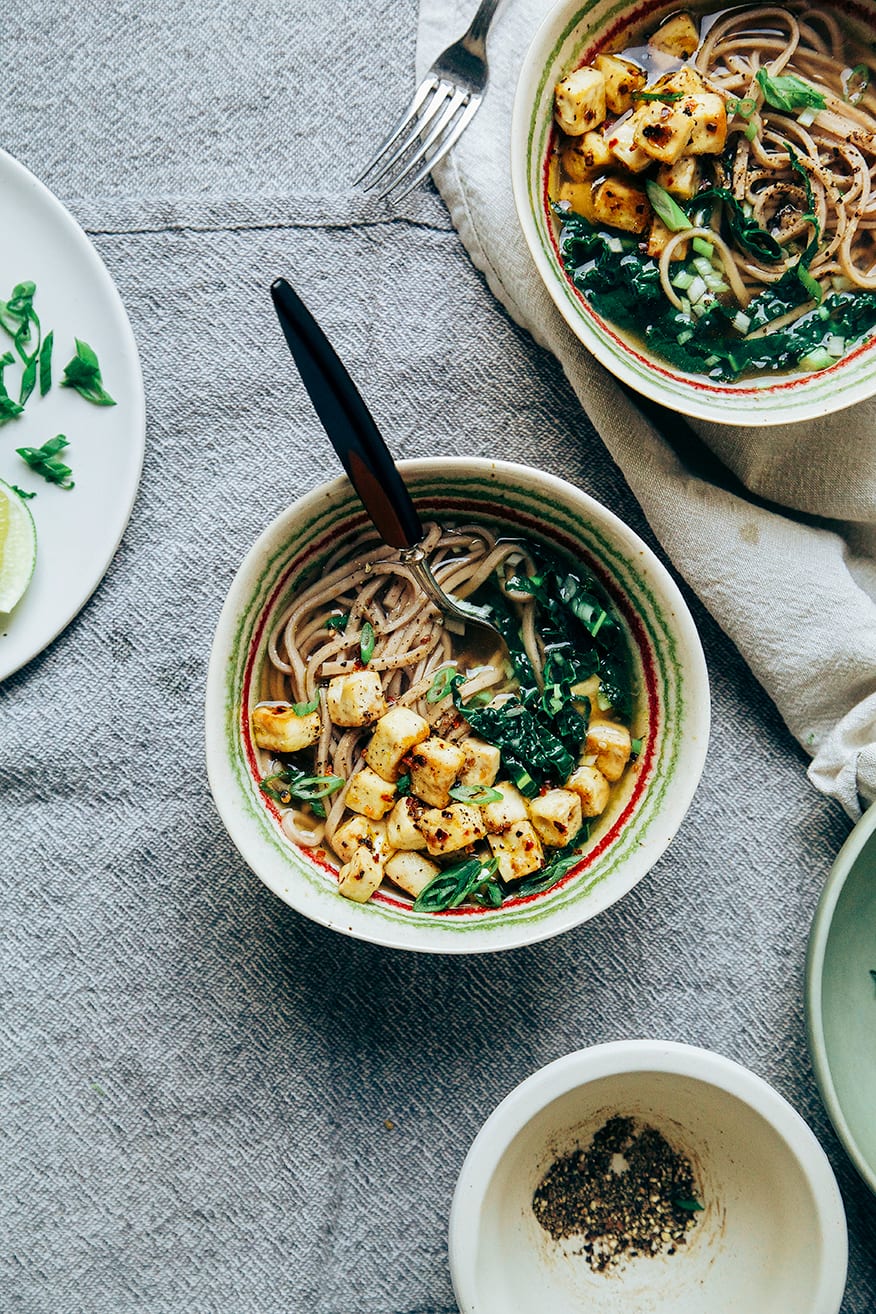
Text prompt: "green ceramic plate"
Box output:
[[806, 804, 876, 1195]]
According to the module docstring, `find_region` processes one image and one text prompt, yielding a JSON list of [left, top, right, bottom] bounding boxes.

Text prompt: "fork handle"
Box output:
[[463, 0, 503, 57], [270, 278, 424, 551]]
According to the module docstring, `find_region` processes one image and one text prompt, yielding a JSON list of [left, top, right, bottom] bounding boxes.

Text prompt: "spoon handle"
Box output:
[[270, 277, 424, 550]]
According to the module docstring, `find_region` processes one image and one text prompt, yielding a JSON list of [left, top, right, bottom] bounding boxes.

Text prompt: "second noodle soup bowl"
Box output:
[[205, 458, 709, 953]]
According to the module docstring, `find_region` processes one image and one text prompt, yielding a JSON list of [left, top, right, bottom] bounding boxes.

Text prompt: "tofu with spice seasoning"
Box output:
[[554, 66, 607, 136], [560, 130, 614, 182], [593, 53, 647, 115], [408, 735, 466, 808], [604, 117, 652, 173], [631, 100, 695, 165], [457, 737, 501, 789], [326, 670, 387, 727], [487, 820, 544, 883], [566, 764, 611, 818], [585, 723, 632, 782], [528, 789, 583, 848], [681, 93, 727, 154], [648, 11, 700, 60], [337, 846, 385, 903], [481, 781, 529, 834], [345, 765, 397, 820], [251, 702, 321, 754], [418, 803, 487, 856], [591, 176, 651, 234], [331, 815, 393, 864], [386, 796, 428, 850], [364, 706, 430, 781]]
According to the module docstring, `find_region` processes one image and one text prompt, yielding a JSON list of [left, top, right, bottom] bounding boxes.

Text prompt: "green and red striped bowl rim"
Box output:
[[205, 459, 709, 953], [511, 0, 876, 426]]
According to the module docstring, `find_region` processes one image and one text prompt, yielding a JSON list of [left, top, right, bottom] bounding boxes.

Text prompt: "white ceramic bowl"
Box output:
[[450, 1041, 848, 1314], [205, 458, 709, 953], [511, 0, 876, 426]]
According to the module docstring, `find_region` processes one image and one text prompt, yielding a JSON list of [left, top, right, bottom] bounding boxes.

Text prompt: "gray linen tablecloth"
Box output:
[[1, 2, 874, 1311]]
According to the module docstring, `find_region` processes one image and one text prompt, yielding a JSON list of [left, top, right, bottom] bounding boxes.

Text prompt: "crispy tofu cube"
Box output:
[[655, 66, 706, 96], [481, 781, 529, 835], [649, 11, 700, 59], [647, 215, 688, 260], [326, 670, 387, 727], [592, 176, 651, 234], [251, 702, 321, 754], [604, 116, 652, 173], [337, 846, 384, 903], [682, 93, 727, 154], [332, 814, 392, 864], [385, 850, 441, 899], [594, 53, 646, 115], [488, 820, 544, 883], [345, 766, 397, 820], [419, 803, 487, 857], [560, 130, 613, 182], [657, 155, 701, 200], [557, 179, 598, 221], [566, 765, 611, 818], [528, 789, 583, 847], [632, 101, 694, 164], [458, 737, 501, 789], [408, 735, 466, 808], [386, 796, 427, 850], [364, 706, 430, 781], [585, 723, 632, 782], [554, 66, 607, 136]]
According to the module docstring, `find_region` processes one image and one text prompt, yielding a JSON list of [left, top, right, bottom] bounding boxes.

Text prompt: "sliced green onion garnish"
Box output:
[[825, 335, 845, 357], [672, 269, 694, 291], [645, 180, 691, 233], [292, 696, 320, 715], [798, 347, 834, 371], [360, 621, 375, 665], [395, 773, 412, 796], [692, 237, 714, 259], [745, 119, 759, 141], [448, 784, 504, 805], [426, 666, 455, 703], [797, 265, 822, 304], [631, 737, 644, 757], [325, 613, 349, 632]]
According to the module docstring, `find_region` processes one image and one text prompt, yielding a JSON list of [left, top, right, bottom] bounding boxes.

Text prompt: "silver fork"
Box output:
[[354, 0, 503, 201]]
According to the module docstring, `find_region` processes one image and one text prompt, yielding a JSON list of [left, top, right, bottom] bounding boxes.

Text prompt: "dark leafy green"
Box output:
[[755, 68, 825, 112], [556, 209, 876, 381], [672, 1197, 704, 1212], [413, 856, 498, 913], [693, 188, 782, 263], [61, 338, 116, 406], [0, 351, 24, 424], [449, 552, 631, 796], [10, 484, 36, 500], [39, 330, 53, 397], [325, 612, 349, 631], [16, 434, 74, 488]]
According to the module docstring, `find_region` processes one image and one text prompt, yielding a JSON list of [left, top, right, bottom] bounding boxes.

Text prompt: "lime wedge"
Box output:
[[0, 478, 37, 614]]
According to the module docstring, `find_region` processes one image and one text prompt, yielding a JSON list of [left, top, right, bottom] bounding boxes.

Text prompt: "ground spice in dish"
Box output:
[[532, 1115, 703, 1272]]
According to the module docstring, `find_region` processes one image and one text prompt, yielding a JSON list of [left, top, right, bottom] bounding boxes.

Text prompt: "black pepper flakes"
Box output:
[[532, 1116, 703, 1272]]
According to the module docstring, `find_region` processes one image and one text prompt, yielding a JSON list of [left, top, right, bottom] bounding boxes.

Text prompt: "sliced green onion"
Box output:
[[687, 274, 707, 304], [672, 269, 694, 291], [426, 666, 455, 703], [825, 335, 845, 357], [630, 737, 644, 757], [676, 328, 694, 345], [797, 106, 818, 127], [797, 265, 822, 304], [798, 347, 834, 371], [292, 696, 320, 716], [692, 236, 714, 259], [448, 784, 504, 805], [360, 621, 375, 665], [325, 613, 349, 632], [703, 354, 720, 367], [730, 95, 757, 118], [693, 255, 715, 278], [745, 118, 759, 141], [843, 62, 869, 105], [817, 305, 831, 320], [704, 273, 729, 293], [605, 234, 624, 253], [645, 180, 691, 233], [731, 311, 751, 334]]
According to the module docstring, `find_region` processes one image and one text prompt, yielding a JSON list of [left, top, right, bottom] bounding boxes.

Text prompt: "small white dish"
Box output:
[[0, 149, 145, 680], [205, 458, 709, 953], [450, 1040, 848, 1313]]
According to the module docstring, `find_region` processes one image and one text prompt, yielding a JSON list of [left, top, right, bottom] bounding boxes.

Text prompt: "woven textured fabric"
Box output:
[[0, 1, 874, 1311], [418, 0, 876, 823]]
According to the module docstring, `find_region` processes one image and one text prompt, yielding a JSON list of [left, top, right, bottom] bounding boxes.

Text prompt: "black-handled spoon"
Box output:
[[270, 276, 503, 644]]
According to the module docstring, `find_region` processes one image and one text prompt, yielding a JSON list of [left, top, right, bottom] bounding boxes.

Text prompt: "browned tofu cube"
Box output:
[[560, 130, 613, 182], [251, 702, 321, 754], [594, 53, 647, 115], [591, 176, 651, 234], [554, 66, 607, 136], [647, 215, 688, 260], [604, 115, 652, 172], [656, 155, 701, 201], [649, 11, 700, 59], [632, 100, 694, 165], [682, 93, 728, 155]]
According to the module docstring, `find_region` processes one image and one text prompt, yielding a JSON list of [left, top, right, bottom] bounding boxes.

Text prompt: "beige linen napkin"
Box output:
[[417, 0, 876, 819]]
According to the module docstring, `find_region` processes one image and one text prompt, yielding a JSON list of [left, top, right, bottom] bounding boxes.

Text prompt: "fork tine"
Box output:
[[375, 87, 468, 201], [385, 95, 482, 202], [362, 81, 453, 192], [353, 76, 439, 187]]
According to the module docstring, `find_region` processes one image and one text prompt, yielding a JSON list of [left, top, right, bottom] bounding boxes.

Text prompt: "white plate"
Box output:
[[0, 149, 145, 680]]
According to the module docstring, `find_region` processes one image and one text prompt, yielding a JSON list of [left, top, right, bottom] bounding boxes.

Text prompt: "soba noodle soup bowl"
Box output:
[[205, 459, 709, 953], [512, 0, 876, 426]]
